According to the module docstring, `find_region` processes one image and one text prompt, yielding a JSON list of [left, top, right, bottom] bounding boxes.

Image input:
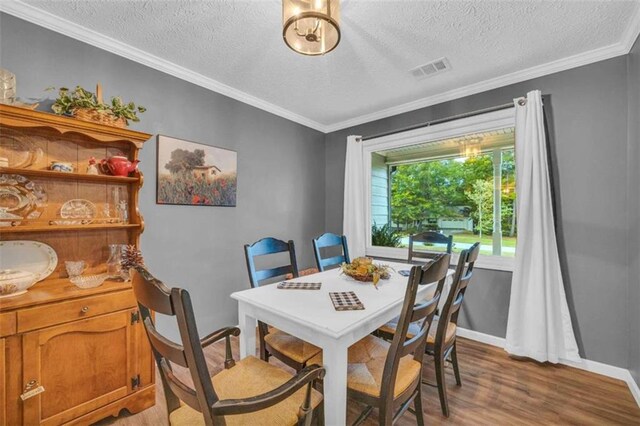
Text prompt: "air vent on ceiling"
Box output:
[[409, 57, 451, 80]]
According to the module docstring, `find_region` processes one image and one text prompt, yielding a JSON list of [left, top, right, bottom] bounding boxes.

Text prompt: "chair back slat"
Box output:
[[398, 254, 450, 358], [419, 255, 451, 286], [131, 267, 174, 315], [254, 265, 295, 282], [132, 266, 219, 424], [401, 294, 440, 357], [466, 244, 480, 263], [244, 237, 299, 287], [408, 231, 453, 263], [410, 298, 439, 324], [448, 292, 465, 316], [318, 255, 346, 270], [160, 359, 201, 409], [145, 319, 189, 368], [435, 242, 480, 346], [246, 237, 291, 256], [378, 254, 450, 404], [312, 233, 350, 271]]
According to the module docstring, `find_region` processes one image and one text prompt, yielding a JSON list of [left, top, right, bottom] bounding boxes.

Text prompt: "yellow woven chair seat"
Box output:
[[169, 355, 322, 426], [264, 328, 322, 364], [308, 335, 421, 398], [379, 318, 457, 345], [284, 268, 319, 280]]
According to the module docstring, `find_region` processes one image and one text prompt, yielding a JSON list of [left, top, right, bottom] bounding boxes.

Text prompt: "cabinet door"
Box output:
[[21, 309, 138, 426]]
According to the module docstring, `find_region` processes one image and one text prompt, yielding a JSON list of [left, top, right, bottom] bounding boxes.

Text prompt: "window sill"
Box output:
[[365, 246, 515, 272]]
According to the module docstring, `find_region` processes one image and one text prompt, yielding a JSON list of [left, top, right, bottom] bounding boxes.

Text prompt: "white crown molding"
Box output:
[[1, 0, 639, 134], [621, 1, 640, 53], [325, 1, 640, 133], [0, 0, 330, 133], [325, 40, 634, 132]]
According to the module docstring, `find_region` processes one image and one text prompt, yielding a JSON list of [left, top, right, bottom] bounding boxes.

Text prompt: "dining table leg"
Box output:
[[238, 303, 256, 359], [322, 342, 349, 426]]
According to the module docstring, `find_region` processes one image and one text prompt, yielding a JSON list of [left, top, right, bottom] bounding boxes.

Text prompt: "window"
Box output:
[[363, 108, 516, 271]]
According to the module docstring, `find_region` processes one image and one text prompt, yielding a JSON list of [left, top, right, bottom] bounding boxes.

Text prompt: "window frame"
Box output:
[[362, 107, 516, 272]]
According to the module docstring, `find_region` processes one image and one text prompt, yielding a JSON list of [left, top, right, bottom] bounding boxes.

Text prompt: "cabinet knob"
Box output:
[[80, 306, 90, 313]]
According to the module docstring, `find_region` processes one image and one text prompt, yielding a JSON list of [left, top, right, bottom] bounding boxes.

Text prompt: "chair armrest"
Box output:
[[200, 326, 241, 369], [211, 364, 325, 417], [200, 326, 241, 348]]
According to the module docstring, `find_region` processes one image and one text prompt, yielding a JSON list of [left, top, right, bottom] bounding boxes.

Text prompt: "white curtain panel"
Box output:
[[343, 135, 366, 258], [505, 90, 580, 363]]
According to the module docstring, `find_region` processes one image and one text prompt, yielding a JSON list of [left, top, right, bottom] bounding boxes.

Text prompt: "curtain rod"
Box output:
[[360, 100, 520, 141]]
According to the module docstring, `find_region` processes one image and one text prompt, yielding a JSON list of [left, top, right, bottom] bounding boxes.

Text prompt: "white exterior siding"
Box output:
[[371, 153, 389, 226]]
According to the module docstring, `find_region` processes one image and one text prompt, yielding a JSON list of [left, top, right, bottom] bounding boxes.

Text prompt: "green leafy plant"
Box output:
[[371, 223, 401, 247], [47, 86, 146, 124]]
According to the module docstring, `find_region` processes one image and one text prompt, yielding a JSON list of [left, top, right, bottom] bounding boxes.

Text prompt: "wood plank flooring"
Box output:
[[97, 337, 640, 425]]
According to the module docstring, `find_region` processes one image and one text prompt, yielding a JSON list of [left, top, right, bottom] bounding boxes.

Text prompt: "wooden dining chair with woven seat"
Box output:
[[378, 243, 480, 417], [312, 232, 350, 271], [408, 231, 453, 263], [131, 265, 325, 426], [308, 254, 450, 425], [244, 237, 321, 372], [425, 242, 479, 417]]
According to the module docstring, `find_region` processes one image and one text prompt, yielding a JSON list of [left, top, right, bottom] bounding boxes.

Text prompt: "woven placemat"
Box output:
[[329, 291, 365, 311], [277, 281, 322, 290]]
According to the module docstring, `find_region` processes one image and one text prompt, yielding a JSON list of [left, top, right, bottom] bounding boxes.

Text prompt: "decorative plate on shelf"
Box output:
[[60, 199, 96, 223], [0, 131, 43, 168], [0, 174, 47, 220], [0, 207, 23, 227], [0, 240, 58, 282]]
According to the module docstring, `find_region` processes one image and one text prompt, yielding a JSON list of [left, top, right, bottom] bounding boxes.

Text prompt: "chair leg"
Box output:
[[414, 382, 425, 426], [434, 353, 450, 417], [451, 341, 462, 386], [259, 341, 270, 362], [352, 405, 373, 426], [315, 401, 325, 426]]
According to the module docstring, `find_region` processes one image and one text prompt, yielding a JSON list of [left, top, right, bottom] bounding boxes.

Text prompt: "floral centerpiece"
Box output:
[[340, 257, 391, 288]]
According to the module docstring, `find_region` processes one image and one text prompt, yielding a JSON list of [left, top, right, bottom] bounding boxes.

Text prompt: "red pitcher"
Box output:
[[100, 155, 140, 177]]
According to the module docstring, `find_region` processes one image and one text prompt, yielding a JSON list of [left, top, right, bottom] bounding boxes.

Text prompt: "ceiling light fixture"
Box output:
[[282, 0, 340, 56]]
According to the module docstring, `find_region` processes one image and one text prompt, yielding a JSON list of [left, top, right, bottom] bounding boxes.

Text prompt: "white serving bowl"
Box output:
[[70, 274, 108, 289], [0, 269, 37, 297]]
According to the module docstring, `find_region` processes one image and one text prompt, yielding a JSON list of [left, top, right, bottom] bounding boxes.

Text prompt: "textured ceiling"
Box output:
[[17, 0, 640, 130]]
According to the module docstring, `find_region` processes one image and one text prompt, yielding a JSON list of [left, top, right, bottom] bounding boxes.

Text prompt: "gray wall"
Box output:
[[2, 12, 638, 374], [628, 36, 640, 386], [325, 56, 631, 368], [0, 14, 326, 338]]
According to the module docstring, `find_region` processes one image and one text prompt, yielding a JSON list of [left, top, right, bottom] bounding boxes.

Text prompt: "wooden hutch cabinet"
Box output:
[[0, 104, 155, 425]]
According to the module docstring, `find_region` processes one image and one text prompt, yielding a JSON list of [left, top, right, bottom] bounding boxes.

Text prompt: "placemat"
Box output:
[[277, 281, 322, 290], [329, 291, 365, 311]]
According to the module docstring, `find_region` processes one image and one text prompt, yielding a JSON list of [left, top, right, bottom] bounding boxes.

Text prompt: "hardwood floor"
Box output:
[[97, 337, 640, 425]]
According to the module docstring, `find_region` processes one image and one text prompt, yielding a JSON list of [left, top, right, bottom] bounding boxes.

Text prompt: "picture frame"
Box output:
[[156, 135, 237, 207]]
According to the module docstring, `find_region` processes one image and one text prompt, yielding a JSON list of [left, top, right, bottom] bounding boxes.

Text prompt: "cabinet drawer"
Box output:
[[17, 290, 136, 332]]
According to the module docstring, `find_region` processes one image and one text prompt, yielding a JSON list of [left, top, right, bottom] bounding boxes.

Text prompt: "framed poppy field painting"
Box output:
[[156, 135, 237, 207]]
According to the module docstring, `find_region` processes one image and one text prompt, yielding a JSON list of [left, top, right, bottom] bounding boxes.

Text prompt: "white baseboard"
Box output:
[[456, 326, 640, 408], [625, 371, 640, 408], [456, 326, 507, 348]]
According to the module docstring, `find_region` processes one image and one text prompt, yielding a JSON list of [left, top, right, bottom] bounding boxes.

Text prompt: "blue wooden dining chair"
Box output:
[[244, 237, 299, 288], [243, 237, 321, 371], [312, 232, 351, 272]]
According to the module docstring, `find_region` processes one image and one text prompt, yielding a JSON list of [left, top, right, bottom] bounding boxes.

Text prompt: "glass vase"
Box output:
[[106, 244, 123, 279]]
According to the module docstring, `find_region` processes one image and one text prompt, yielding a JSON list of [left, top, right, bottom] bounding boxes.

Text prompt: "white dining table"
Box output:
[[230, 261, 455, 426]]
